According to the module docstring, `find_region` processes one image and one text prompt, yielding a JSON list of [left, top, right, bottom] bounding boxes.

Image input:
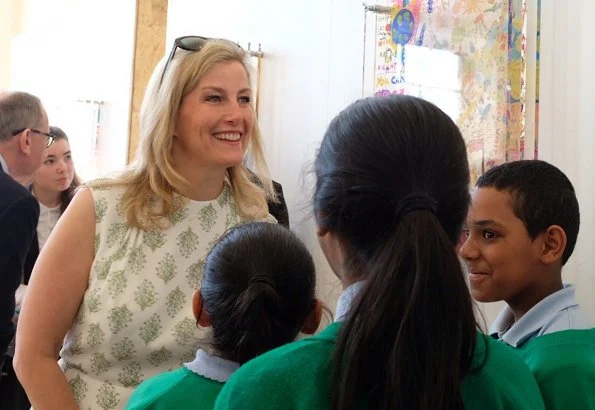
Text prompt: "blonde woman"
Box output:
[[15, 37, 276, 410]]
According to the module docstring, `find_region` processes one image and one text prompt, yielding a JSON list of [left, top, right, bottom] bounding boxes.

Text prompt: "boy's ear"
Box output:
[[192, 290, 211, 328], [301, 299, 323, 335], [540, 225, 567, 265]]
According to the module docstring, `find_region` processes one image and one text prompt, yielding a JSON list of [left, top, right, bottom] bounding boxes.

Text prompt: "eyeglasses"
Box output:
[[12, 128, 55, 148], [159, 35, 242, 87]]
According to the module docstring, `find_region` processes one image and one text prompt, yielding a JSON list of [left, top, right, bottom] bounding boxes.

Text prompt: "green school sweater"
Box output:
[[125, 367, 224, 410], [516, 329, 595, 410], [215, 322, 545, 410]]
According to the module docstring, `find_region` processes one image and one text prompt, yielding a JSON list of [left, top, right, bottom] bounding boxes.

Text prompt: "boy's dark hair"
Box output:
[[315, 95, 478, 410], [201, 222, 316, 365], [476, 160, 580, 265]]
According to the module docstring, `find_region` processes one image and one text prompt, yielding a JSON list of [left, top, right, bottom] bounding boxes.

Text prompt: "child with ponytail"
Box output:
[[215, 95, 545, 410], [126, 222, 321, 409]]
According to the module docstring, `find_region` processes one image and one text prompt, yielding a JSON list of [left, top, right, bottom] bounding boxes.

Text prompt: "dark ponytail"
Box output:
[[200, 222, 316, 364], [313, 95, 479, 409]]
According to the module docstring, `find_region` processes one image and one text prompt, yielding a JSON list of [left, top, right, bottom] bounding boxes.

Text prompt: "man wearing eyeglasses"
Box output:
[[0, 91, 50, 395]]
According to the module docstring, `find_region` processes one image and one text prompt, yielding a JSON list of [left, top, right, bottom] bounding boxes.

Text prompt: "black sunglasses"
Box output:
[[12, 128, 55, 148], [158, 36, 242, 87]]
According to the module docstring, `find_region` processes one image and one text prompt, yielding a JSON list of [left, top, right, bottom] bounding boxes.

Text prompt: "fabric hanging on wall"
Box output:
[[372, 0, 539, 184]]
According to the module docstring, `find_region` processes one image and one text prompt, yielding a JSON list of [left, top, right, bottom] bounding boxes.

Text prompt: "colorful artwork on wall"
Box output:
[[372, 0, 540, 184]]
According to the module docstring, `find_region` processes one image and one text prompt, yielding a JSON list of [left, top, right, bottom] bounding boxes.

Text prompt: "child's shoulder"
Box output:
[[215, 323, 340, 409], [240, 322, 338, 376], [519, 328, 595, 370], [463, 332, 545, 410], [518, 329, 595, 409], [126, 367, 188, 410], [127, 366, 226, 409]]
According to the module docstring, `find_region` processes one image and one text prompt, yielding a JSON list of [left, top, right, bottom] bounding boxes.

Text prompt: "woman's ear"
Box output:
[[301, 299, 323, 335], [192, 290, 211, 327], [540, 225, 567, 265]]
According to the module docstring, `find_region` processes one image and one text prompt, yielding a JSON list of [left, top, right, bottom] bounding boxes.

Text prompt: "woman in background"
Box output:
[[3, 126, 81, 410], [24, 125, 81, 283]]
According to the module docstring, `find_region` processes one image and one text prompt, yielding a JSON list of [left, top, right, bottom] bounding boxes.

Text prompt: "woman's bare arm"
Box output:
[[14, 188, 96, 410]]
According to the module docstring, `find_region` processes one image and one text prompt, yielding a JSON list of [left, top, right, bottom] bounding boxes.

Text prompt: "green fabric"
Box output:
[[126, 367, 223, 410], [515, 329, 595, 410], [215, 322, 545, 410]]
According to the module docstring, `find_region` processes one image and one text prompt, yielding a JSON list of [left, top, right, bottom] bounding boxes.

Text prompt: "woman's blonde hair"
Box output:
[[92, 39, 274, 230]]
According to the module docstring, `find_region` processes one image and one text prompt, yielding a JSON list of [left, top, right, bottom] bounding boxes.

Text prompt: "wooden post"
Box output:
[[127, 0, 168, 163]]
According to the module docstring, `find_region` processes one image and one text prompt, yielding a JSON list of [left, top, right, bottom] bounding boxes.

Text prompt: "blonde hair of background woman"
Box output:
[[92, 39, 275, 230]]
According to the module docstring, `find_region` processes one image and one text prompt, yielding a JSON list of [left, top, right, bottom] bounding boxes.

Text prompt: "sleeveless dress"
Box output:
[[59, 182, 271, 409]]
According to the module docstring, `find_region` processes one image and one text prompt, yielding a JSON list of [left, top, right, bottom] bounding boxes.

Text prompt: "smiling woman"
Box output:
[[173, 61, 254, 175], [15, 37, 278, 410]]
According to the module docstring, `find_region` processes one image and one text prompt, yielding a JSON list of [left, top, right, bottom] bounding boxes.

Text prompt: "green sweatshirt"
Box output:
[[516, 329, 595, 410], [125, 367, 223, 410], [215, 322, 545, 409]]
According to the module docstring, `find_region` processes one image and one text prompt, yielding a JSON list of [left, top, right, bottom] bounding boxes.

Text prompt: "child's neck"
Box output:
[[508, 277, 564, 322]]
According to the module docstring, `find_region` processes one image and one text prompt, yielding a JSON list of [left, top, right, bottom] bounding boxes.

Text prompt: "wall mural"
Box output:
[[370, 0, 540, 184]]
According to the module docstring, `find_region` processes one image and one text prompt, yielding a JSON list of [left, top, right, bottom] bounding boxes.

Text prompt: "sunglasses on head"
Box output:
[[158, 35, 242, 87], [11, 128, 55, 148]]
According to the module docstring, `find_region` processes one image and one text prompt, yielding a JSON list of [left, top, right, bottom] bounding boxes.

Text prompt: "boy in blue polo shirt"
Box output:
[[460, 159, 595, 409]]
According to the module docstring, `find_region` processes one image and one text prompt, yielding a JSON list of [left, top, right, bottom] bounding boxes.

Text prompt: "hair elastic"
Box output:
[[249, 275, 275, 288], [394, 194, 437, 223]]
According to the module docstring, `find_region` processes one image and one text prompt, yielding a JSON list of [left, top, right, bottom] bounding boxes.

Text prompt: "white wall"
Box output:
[[168, 0, 595, 323], [0, 0, 17, 88], [168, 0, 368, 310], [7, 0, 136, 179], [539, 0, 595, 318]]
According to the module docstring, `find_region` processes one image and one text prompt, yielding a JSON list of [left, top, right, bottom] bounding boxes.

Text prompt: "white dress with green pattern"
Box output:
[[58, 183, 271, 409]]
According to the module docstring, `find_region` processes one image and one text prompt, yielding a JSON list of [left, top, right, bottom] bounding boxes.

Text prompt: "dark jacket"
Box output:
[[247, 170, 289, 228], [0, 168, 39, 367], [269, 180, 289, 229]]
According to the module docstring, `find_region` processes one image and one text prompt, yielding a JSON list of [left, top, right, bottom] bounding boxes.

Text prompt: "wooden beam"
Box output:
[[128, 0, 168, 163]]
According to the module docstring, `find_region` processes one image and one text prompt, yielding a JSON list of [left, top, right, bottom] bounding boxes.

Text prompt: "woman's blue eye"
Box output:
[[205, 95, 222, 102], [239, 96, 251, 104]]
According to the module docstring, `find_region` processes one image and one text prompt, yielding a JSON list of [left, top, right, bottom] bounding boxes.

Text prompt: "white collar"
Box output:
[[0, 154, 9, 174], [335, 281, 366, 322], [489, 284, 582, 347], [184, 349, 239, 382], [39, 201, 61, 215]]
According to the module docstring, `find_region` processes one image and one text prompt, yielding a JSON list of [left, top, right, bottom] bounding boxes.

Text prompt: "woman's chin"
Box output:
[[218, 156, 245, 169], [57, 183, 72, 192]]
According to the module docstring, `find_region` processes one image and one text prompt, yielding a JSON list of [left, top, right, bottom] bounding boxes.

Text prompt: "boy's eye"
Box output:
[[481, 230, 498, 240], [44, 159, 54, 165]]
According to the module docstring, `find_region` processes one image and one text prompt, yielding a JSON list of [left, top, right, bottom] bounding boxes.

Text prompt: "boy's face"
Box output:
[[459, 187, 545, 305]]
